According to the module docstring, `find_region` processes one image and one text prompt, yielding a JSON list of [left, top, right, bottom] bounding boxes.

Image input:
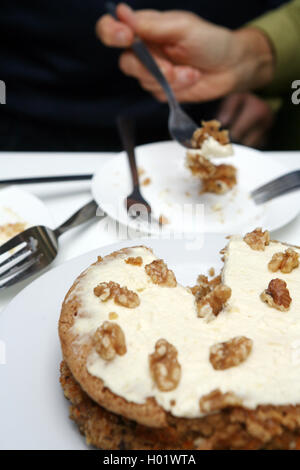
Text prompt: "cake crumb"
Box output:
[[141, 177, 151, 186], [159, 214, 170, 226], [208, 267, 215, 277], [109, 312, 118, 320], [211, 203, 222, 212]]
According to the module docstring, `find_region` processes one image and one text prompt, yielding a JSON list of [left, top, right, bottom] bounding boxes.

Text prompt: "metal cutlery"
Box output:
[[117, 116, 152, 217], [0, 174, 93, 186], [0, 199, 100, 290], [106, 2, 198, 148], [251, 170, 300, 204]]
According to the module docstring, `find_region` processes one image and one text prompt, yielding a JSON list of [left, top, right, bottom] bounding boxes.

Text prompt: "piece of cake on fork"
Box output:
[[186, 120, 236, 195]]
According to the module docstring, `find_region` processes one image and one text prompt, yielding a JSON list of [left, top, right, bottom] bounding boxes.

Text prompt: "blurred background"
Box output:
[[0, 0, 297, 152]]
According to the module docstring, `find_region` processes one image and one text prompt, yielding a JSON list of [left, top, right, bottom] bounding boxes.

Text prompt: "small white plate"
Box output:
[[0, 186, 54, 229], [0, 235, 225, 450], [92, 141, 299, 235]]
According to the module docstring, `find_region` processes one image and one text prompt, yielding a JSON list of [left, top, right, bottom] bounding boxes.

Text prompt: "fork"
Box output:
[[117, 116, 152, 217], [106, 2, 198, 148], [0, 200, 99, 290], [0, 174, 93, 186], [251, 170, 300, 205]]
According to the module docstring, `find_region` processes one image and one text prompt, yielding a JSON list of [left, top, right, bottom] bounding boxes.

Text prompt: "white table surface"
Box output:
[[0, 150, 299, 313]]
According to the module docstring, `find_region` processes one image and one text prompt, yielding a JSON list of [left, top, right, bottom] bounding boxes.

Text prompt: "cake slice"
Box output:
[[59, 231, 300, 450]]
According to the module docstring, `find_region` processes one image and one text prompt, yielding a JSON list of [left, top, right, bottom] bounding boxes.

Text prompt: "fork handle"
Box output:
[[117, 116, 139, 188], [105, 2, 178, 108], [131, 41, 177, 108], [54, 200, 99, 237]]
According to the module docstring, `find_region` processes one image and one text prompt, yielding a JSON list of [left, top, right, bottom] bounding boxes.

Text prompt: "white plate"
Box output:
[[0, 186, 54, 229], [92, 141, 299, 235], [0, 235, 226, 450]]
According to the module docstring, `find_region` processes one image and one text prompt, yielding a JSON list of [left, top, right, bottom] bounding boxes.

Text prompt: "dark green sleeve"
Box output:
[[249, 0, 300, 95]]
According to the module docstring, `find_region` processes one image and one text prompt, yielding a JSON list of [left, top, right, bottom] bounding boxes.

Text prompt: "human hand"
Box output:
[[217, 93, 274, 148], [96, 4, 275, 103]]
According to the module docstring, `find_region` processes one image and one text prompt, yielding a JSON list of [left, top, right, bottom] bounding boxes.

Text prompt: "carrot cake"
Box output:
[[59, 231, 300, 450]]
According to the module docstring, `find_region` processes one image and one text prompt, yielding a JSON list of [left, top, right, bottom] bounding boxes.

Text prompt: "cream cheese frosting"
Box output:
[[188, 136, 233, 160], [71, 240, 300, 419]]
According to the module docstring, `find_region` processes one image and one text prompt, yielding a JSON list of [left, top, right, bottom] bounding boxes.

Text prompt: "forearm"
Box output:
[[247, 0, 300, 95]]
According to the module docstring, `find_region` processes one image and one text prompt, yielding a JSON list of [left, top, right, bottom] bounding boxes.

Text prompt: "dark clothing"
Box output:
[[0, 0, 289, 150]]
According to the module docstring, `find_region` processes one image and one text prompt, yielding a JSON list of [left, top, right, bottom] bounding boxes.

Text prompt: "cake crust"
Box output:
[[60, 361, 300, 450]]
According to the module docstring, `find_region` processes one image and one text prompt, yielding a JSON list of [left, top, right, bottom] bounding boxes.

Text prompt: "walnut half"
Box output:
[[244, 228, 270, 251], [197, 284, 231, 319], [145, 259, 177, 287], [190, 275, 211, 301], [94, 281, 140, 308], [149, 339, 181, 392], [209, 336, 253, 370], [200, 389, 242, 413], [261, 278, 292, 312], [268, 248, 299, 274], [93, 321, 127, 361]]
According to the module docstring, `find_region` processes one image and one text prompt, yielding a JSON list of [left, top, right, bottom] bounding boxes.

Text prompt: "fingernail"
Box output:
[[115, 29, 130, 46], [177, 69, 200, 84], [177, 70, 190, 83]]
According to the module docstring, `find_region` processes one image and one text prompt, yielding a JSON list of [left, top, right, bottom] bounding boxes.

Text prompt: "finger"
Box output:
[[230, 95, 274, 142], [217, 94, 245, 127], [96, 14, 134, 47], [152, 90, 168, 102], [117, 3, 183, 42], [117, 3, 139, 29], [119, 51, 201, 98], [141, 66, 201, 93], [119, 51, 175, 82], [161, 70, 235, 103], [229, 98, 263, 141], [241, 127, 267, 148]]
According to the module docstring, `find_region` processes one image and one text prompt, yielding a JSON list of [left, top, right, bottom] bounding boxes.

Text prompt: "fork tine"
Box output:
[[0, 234, 26, 256], [0, 256, 41, 290], [0, 245, 31, 270], [0, 251, 38, 281]]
